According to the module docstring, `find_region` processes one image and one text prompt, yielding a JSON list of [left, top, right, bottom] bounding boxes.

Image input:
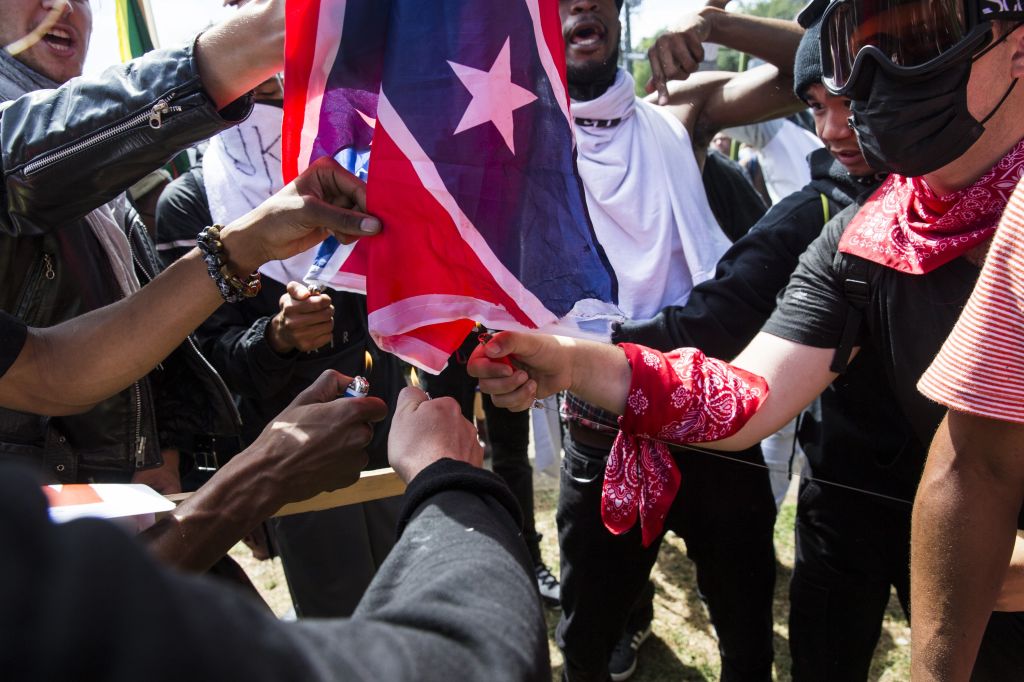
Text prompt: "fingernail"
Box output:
[[485, 343, 501, 356], [360, 217, 381, 233]]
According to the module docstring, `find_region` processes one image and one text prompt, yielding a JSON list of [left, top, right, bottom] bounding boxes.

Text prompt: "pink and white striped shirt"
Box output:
[[918, 177, 1024, 423]]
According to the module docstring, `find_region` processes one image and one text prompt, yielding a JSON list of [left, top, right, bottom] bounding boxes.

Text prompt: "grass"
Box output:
[[529, 482, 912, 681], [233, 475, 911, 681]]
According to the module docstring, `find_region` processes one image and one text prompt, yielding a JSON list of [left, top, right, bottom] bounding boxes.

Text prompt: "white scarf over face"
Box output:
[[572, 70, 730, 320], [203, 103, 310, 286]]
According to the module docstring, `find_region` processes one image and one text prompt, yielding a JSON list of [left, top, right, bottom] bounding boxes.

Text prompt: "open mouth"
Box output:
[[568, 20, 606, 49], [832, 148, 866, 167], [42, 26, 75, 55]]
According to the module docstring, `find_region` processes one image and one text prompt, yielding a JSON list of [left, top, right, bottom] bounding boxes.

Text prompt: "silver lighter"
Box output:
[[343, 376, 370, 398]]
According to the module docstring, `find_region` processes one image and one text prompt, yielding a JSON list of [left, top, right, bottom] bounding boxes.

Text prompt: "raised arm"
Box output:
[[647, 6, 804, 102], [193, 0, 284, 109], [0, 159, 380, 416], [645, 7, 805, 147], [1, 0, 285, 235]]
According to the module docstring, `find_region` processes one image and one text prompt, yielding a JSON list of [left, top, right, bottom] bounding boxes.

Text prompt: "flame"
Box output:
[[364, 351, 373, 375]]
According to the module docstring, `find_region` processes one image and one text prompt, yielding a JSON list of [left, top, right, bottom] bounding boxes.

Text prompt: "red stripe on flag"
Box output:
[[538, 0, 570, 103], [283, 0, 322, 183], [365, 122, 536, 329], [401, 319, 479, 363]]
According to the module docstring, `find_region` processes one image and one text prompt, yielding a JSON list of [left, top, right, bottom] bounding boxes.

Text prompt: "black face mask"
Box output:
[[849, 61, 985, 177], [848, 27, 1020, 178]]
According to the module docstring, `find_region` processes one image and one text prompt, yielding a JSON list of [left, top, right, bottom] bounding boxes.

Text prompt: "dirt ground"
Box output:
[[232, 465, 911, 681]]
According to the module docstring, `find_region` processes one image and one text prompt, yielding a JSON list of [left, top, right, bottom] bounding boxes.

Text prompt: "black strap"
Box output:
[[830, 257, 871, 374]]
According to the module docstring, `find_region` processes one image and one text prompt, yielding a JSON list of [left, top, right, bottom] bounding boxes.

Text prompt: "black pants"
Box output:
[[791, 479, 1024, 681], [419, 348, 540, 564], [269, 496, 403, 618], [556, 435, 777, 682]]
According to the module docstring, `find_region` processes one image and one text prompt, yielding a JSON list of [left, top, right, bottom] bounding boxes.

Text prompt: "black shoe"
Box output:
[[535, 563, 561, 608], [608, 621, 652, 681]]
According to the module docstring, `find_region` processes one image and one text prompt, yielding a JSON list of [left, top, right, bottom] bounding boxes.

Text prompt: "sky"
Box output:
[[84, 0, 705, 77], [84, 0, 235, 76]]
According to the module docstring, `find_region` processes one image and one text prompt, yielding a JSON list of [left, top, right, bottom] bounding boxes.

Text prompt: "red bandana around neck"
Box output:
[[838, 138, 1024, 274], [602, 344, 769, 547]]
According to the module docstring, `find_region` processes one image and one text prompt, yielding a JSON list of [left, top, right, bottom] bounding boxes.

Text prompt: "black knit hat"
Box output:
[[793, 20, 823, 101]]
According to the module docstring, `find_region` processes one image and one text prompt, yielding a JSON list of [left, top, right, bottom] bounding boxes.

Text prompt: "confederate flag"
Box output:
[[283, 0, 620, 373]]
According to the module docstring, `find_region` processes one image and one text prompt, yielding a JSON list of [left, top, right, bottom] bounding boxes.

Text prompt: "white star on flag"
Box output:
[[448, 38, 538, 155]]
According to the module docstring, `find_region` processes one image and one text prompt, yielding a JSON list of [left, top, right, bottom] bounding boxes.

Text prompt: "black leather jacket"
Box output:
[[0, 46, 248, 482]]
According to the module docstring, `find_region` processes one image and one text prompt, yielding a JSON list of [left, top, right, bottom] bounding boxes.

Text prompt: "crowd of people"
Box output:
[[1, 0, 1023, 680]]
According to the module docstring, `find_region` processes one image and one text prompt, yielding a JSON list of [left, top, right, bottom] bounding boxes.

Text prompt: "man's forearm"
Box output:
[[194, 0, 285, 109], [5, 250, 221, 415], [701, 7, 803, 76], [911, 412, 1024, 681], [567, 340, 631, 414], [141, 449, 278, 572]]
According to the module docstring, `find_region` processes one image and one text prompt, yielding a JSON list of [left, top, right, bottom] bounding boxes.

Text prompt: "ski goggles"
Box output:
[[816, 0, 1023, 96]]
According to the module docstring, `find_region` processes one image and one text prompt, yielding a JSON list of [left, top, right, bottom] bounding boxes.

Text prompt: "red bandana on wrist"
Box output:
[[838, 138, 1024, 274], [602, 344, 769, 547]]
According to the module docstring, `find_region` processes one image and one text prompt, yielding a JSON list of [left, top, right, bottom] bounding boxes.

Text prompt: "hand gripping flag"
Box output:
[[284, 0, 621, 373]]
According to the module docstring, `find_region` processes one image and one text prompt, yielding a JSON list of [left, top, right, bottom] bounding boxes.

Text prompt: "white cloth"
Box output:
[[572, 71, 730, 320], [727, 119, 823, 204], [530, 395, 562, 471], [202, 104, 308, 286], [84, 195, 139, 296]]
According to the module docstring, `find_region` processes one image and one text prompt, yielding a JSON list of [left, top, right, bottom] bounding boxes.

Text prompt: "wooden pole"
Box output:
[[165, 467, 406, 518]]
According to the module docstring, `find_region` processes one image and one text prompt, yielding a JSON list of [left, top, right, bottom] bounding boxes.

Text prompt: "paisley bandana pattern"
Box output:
[[838, 138, 1024, 274], [602, 343, 769, 547]]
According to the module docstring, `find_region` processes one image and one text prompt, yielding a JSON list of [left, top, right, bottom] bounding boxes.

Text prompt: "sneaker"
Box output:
[[534, 563, 561, 608], [608, 622, 652, 681]]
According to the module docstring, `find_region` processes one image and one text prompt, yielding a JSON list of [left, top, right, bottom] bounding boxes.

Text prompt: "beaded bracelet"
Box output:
[[196, 225, 261, 303]]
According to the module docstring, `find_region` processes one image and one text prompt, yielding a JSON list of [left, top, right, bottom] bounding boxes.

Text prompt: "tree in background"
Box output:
[[631, 36, 655, 97]]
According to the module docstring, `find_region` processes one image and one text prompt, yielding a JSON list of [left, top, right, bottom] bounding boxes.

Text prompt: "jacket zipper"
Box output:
[[23, 99, 184, 177], [123, 224, 153, 468], [133, 382, 146, 469], [13, 252, 55, 322]]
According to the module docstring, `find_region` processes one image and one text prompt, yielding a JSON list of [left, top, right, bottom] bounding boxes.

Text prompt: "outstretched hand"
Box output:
[[466, 332, 577, 412], [388, 387, 484, 483], [220, 157, 381, 275], [247, 369, 387, 506]]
